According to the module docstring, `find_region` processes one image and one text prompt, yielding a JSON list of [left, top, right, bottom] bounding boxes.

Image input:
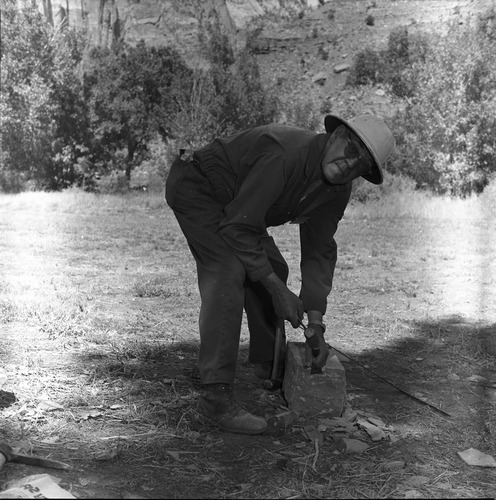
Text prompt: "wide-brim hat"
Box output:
[[324, 114, 395, 185]]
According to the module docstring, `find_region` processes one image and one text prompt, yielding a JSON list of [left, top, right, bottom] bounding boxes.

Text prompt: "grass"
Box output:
[[0, 185, 495, 498], [348, 177, 496, 220]]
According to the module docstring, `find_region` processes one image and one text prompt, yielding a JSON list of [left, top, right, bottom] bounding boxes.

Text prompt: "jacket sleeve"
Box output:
[[218, 152, 285, 281], [299, 186, 351, 313]]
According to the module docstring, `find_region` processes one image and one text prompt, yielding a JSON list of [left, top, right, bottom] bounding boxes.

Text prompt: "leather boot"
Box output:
[[198, 384, 268, 435]]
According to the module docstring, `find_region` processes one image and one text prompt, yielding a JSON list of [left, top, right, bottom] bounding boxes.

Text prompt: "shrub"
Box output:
[[282, 101, 321, 131], [351, 172, 416, 203], [390, 8, 496, 196], [0, 169, 27, 193], [199, 18, 234, 68], [347, 26, 430, 97], [366, 15, 375, 26], [348, 8, 496, 196], [318, 45, 329, 60], [0, 1, 90, 191], [196, 20, 279, 138], [477, 6, 496, 40], [386, 26, 410, 64], [320, 98, 332, 115], [383, 27, 430, 98], [85, 42, 193, 182], [95, 170, 128, 194], [134, 135, 171, 193], [346, 48, 385, 86]]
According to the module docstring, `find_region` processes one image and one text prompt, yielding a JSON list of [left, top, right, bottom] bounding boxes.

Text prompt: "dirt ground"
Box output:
[[0, 190, 495, 498]]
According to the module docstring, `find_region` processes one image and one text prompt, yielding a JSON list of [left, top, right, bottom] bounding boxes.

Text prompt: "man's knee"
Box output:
[[198, 255, 245, 291]]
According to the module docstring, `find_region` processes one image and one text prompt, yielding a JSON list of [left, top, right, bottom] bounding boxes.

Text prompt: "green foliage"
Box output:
[[47, 28, 90, 189], [351, 172, 416, 203], [318, 44, 329, 60], [84, 42, 193, 181], [212, 50, 279, 135], [348, 8, 496, 196], [1, 4, 277, 193], [347, 26, 428, 95], [200, 18, 235, 68], [390, 8, 496, 196], [283, 101, 321, 131], [477, 6, 496, 40], [67, 18, 279, 193], [320, 97, 332, 115], [346, 47, 385, 86], [95, 170, 129, 194], [199, 20, 279, 137], [384, 26, 429, 98], [1, 0, 89, 190], [1, 0, 56, 188], [128, 136, 169, 194]]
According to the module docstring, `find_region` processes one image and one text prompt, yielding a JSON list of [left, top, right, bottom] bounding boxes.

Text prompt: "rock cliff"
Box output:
[[35, 0, 493, 120], [38, 0, 312, 64]]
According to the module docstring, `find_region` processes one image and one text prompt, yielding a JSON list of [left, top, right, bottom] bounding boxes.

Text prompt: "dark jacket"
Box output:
[[193, 124, 352, 314]]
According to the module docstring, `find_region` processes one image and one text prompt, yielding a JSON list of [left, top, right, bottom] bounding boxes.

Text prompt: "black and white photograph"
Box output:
[[1, 0, 495, 498]]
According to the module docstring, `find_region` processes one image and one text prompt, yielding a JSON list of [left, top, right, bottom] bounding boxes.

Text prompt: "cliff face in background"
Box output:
[[35, 0, 494, 121], [38, 0, 312, 65]]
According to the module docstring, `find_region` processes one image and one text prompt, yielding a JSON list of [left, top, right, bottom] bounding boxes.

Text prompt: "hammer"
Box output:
[[0, 443, 72, 471], [263, 317, 285, 391]]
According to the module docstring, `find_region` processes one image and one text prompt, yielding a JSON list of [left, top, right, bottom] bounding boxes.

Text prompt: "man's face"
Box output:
[[322, 125, 374, 184]]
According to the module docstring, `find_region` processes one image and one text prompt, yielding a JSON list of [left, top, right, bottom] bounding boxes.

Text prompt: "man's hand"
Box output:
[[272, 286, 304, 328], [304, 323, 329, 371], [260, 273, 304, 328]]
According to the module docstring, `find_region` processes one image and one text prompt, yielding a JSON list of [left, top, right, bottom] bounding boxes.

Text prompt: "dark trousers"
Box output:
[[166, 159, 288, 384]]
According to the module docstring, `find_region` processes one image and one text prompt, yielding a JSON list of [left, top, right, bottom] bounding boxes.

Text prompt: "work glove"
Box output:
[[270, 283, 304, 328], [304, 323, 329, 373]]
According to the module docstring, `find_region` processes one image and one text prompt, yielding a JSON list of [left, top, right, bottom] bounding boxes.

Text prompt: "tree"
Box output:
[[1, 0, 56, 189], [1, 0, 90, 190], [48, 27, 91, 189], [391, 8, 496, 196], [84, 42, 193, 181], [201, 19, 279, 137]]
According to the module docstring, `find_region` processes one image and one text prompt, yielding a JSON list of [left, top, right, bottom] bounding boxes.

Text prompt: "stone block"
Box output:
[[282, 342, 346, 417]]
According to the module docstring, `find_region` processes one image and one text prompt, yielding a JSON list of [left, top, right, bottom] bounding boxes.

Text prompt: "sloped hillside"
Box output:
[[251, 0, 494, 123], [37, 0, 493, 122]]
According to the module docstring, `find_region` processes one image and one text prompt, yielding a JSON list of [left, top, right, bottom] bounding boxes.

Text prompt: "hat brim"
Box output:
[[324, 114, 383, 185]]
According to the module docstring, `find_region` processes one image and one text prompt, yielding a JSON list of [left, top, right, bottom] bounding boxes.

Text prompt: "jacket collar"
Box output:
[[304, 133, 331, 178]]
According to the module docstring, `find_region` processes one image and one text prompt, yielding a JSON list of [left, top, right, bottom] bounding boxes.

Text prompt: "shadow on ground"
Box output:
[[71, 313, 496, 450], [2, 316, 494, 498], [339, 316, 495, 413]]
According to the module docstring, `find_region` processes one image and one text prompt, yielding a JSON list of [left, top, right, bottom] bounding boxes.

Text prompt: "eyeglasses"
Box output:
[[345, 135, 359, 159], [345, 133, 373, 174]]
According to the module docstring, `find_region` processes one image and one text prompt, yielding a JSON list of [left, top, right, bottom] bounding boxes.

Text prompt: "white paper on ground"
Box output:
[[0, 474, 75, 499]]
